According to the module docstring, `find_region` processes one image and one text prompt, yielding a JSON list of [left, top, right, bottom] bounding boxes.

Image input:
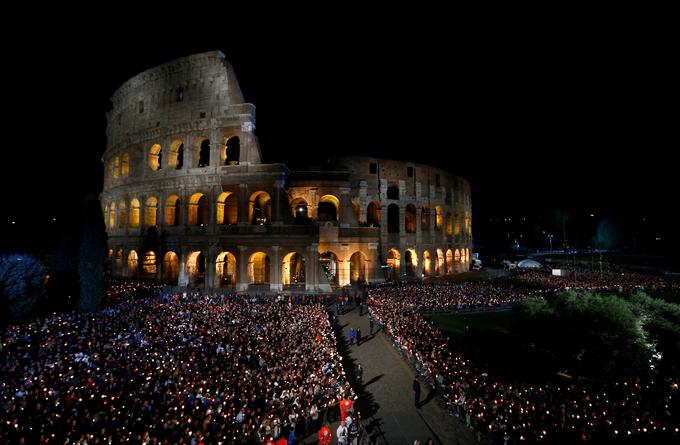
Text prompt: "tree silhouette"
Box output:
[[78, 195, 108, 312]]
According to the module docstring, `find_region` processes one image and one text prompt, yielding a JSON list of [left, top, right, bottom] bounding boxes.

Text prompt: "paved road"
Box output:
[[334, 305, 475, 445]]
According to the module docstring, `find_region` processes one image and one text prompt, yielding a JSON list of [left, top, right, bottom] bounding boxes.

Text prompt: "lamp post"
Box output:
[[547, 234, 554, 254]]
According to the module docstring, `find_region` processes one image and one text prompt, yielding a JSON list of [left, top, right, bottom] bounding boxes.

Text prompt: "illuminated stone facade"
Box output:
[[101, 51, 472, 292]]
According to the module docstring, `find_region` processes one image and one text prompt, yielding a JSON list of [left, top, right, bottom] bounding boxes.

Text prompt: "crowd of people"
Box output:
[[368, 281, 680, 442], [1, 283, 355, 444]]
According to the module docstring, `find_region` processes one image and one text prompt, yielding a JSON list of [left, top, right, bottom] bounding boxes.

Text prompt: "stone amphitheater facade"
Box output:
[[101, 51, 472, 292]]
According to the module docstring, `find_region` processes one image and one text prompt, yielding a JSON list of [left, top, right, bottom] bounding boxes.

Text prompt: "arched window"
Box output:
[[405, 249, 418, 276], [121, 153, 130, 177], [387, 204, 399, 233], [352, 200, 361, 224], [405, 204, 416, 233], [387, 249, 400, 280], [248, 252, 270, 284], [454, 249, 462, 272], [290, 197, 309, 220], [162, 252, 179, 284], [113, 156, 120, 179], [148, 144, 162, 171], [145, 197, 158, 227], [446, 249, 453, 274], [465, 211, 472, 236], [454, 210, 462, 237], [142, 251, 157, 278], [127, 250, 138, 276], [188, 193, 208, 226], [436, 249, 444, 275], [367, 202, 381, 227], [350, 251, 366, 283], [169, 139, 184, 169], [446, 211, 452, 236], [129, 198, 140, 228], [422, 250, 432, 276], [165, 195, 180, 226], [198, 139, 210, 167], [421, 206, 430, 230], [387, 185, 399, 200], [216, 192, 238, 225], [118, 201, 127, 228], [216, 252, 237, 287], [318, 195, 339, 222], [282, 252, 305, 286], [187, 251, 206, 287], [225, 136, 240, 165], [109, 202, 116, 228], [320, 251, 339, 285], [249, 191, 272, 224], [435, 206, 443, 230]]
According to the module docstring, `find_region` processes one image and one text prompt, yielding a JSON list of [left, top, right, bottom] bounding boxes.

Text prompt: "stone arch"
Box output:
[[148, 144, 162, 171], [187, 251, 206, 287], [248, 252, 270, 284], [421, 205, 430, 231], [387, 204, 400, 233], [145, 197, 158, 227], [129, 198, 140, 228], [118, 200, 127, 228], [422, 250, 432, 276], [320, 251, 339, 285], [446, 211, 453, 236], [349, 251, 366, 283], [216, 251, 237, 288], [198, 139, 210, 167], [367, 201, 381, 227], [351, 199, 361, 224], [318, 195, 340, 222], [127, 250, 138, 276], [188, 193, 208, 226], [446, 249, 453, 274], [192, 137, 210, 168], [216, 192, 238, 225], [465, 212, 472, 236], [162, 251, 179, 285], [142, 251, 157, 279], [282, 252, 305, 286], [165, 195, 180, 226], [387, 248, 401, 281], [404, 248, 418, 276], [113, 155, 120, 179], [121, 152, 130, 177], [290, 197, 309, 220], [454, 210, 462, 237], [405, 204, 417, 233], [108, 202, 116, 228], [168, 139, 184, 169], [454, 249, 462, 272], [225, 136, 240, 165], [436, 248, 444, 275], [435, 206, 443, 230], [249, 191, 272, 224]]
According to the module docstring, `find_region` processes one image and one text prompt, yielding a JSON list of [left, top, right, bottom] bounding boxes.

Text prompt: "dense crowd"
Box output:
[[1, 284, 354, 444], [368, 282, 680, 442]]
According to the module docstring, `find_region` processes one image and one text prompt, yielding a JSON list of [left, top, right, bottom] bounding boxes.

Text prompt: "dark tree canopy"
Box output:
[[0, 254, 45, 321], [78, 195, 108, 312]]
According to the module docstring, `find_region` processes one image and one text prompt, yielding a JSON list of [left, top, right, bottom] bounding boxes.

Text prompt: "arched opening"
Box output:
[[142, 251, 157, 279], [320, 251, 339, 285], [421, 206, 430, 231], [352, 199, 361, 224], [248, 252, 270, 284], [465, 248, 470, 268], [225, 136, 240, 165], [350, 251, 366, 283], [188, 193, 208, 226], [436, 248, 444, 275], [104, 204, 110, 228], [387, 248, 400, 281], [465, 212, 472, 236], [162, 252, 179, 285], [454, 249, 461, 272], [367, 201, 381, 227], [168, 139, 184, 169], [290, 197, 309, 221], [107, 249, 113, 268], [435, 206, 443, 230], [198, 139, 210, 167], [446, 211, 453, 236], [165, 195, 180, 226], [115, 249, 123, 274], [446, 249, 453, 274], [216, 252, 237, 288], [454, 210, 462, 237], [148, 144, 162, 171], [216, 192, 238, 225], [422, 250, 432, 276], [282, 252, 305, 286], [145, 197, 158, 227], [387, 185, 399, 200], [108, 202, 116, 228], [404, 248, 418, 276], [129, 198, 140, 228], [387, 204, 400, 233], [127, 250, 138, 277], [405, 204, 417, 233], [187, 251, 206, 287], [249, 191, 272, 224], [118, 201, 127, 228], [122, 153, 130, 177], [318, 195, 339, 222], [113, 156, 120, 179]]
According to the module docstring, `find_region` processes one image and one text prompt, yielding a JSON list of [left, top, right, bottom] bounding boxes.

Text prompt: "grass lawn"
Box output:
[[426, 310, 513, 338]]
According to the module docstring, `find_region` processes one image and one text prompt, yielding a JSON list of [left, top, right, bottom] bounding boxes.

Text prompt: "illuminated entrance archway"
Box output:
[[162, 252, 179, 285], [320, 251, 339, 285], [422, 250, 432, 276], [282, 252, 305, 286], [216, 252, 237, 288], [248, 252, 270, 284], [387, 248, 401, 281], [350, 251, 366, 284], [404, 248, 418, 277]]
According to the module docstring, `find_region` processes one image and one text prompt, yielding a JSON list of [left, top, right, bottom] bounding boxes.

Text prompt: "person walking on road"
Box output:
[[413, 376, 421, 408]]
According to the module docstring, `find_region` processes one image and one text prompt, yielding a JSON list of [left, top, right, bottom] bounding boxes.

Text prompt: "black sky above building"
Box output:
[[1, 18, 676, 252]]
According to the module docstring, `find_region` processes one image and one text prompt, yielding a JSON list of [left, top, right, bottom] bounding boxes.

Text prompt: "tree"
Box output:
[[595, 217, 622, 251], [0, 254, 45, 321], [549, 209, 570, 249], [78, 195, 108, 312]]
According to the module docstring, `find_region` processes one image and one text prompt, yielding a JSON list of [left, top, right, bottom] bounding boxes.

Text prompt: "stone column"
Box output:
[[237, 245, 248, 291], [240, 121, 255, 165], [272, 179, 286, 225], [339, 187, 356, 227], [238, 183, 249, 224], [206, 245, 216, 290], [306, 243, 319, 291], [178, 250, 188, 287], [270, 246, 282, 291], [179, 186, 188, 227], [210, 130, 221, 168]]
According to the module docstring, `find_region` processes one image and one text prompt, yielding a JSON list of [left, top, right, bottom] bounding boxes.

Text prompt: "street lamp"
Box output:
[[547, 234, 554, 254]]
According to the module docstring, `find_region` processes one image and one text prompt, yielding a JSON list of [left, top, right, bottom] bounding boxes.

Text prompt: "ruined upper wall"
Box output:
[[106, 50, 255, 150]]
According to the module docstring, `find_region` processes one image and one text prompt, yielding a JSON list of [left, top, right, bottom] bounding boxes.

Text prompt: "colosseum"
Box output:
[[101, 50, 472, 292]]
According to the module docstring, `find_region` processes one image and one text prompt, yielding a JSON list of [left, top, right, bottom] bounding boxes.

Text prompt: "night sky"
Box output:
[[1, 19, 676, 253]]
